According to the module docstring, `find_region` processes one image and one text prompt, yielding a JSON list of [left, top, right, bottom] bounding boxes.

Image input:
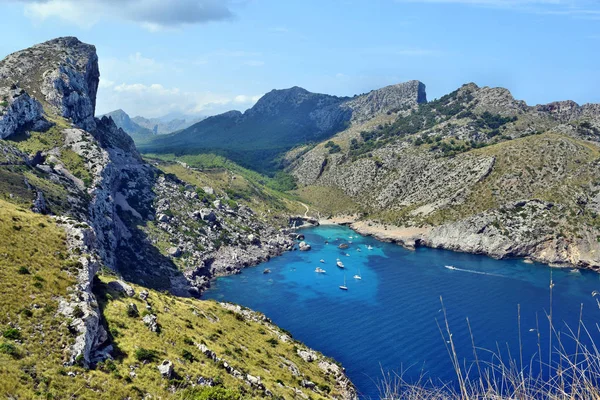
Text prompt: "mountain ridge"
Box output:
[[140, 80, 427, 172]]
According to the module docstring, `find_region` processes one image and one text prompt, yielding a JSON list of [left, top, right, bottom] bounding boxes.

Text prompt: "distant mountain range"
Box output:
[[139, 81, 426, 172], [101, 109, 206, 140]]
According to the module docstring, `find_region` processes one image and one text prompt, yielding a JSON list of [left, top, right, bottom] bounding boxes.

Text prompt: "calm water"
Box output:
[[204, 225, 600, 399]]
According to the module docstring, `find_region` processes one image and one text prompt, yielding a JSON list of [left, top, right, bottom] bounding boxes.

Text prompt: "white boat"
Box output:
[[336, 259, 345, 268], [354, 266, 362, 280], [315, 267, 326, 273], [444, 265, 457, 270], [339, 275, 348, 290], [320, 259, 325, 263], [345, 253, 350, 257], [357, 248, 361, 252], [367, 245, 373, 250]]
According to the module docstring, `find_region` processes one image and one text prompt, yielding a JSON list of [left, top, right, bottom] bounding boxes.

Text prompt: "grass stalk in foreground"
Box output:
[[378, 282, 600, 400]]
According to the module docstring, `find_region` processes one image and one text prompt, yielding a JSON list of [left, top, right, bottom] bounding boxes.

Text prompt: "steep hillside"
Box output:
[[140, 81, 426, 173], [0, 199, 355, 399], [102, 109, 155, 141], [288, 83, 600, 269], [0, 37, 358, 399]]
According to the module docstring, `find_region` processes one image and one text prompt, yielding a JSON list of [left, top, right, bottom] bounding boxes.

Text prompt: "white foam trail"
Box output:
[[444, 265, 505, 278]]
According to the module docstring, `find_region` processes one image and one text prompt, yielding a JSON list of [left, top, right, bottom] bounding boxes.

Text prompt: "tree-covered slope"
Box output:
[[140, 82, 426, 173]]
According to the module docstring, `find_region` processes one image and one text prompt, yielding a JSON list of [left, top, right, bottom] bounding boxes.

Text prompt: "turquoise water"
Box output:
[[203, 225, 600, 399]]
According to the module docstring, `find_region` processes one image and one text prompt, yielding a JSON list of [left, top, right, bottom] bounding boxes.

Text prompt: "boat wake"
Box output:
[[444, 265, 505, 278]]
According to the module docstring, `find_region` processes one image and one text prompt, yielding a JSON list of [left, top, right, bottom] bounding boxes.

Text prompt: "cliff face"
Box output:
[[288, 83, 600, 270], [0, 37, 99, 131]]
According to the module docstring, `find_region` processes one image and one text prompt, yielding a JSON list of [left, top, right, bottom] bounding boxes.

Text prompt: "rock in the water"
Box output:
[[107, 280, 135, 297], [299, 241, 311, 251], [157, 360, 173, 378]]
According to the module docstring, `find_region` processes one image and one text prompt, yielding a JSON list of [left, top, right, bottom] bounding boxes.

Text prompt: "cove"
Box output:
[[203, 224, 600, 399]]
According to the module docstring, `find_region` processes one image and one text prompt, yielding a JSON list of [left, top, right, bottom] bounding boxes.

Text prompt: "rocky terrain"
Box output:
[[0, 37, 356, 399], [287, 82, 600, 269]]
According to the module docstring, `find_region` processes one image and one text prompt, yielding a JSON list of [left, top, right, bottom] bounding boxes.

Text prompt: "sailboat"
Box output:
[[339, 274, 348, 290], [353, 266, 362, 280], [336, 258, 345, 268], [367, 245, 373, 250]]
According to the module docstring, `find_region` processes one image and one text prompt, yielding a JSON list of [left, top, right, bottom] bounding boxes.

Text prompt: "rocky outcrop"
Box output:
[[0, 86, 50, 139], [343, 80, 427, 123], [0, 37, 99, 131]]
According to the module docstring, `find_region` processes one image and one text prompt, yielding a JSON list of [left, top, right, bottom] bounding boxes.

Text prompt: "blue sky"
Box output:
[[0, 0, 599, 118]]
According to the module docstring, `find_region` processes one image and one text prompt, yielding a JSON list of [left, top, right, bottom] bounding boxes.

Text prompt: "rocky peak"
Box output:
[[460, 83, 528, 116], [0, 36, 99, 131], [246, 86, 345, 118], [344, 80, 427, 123]]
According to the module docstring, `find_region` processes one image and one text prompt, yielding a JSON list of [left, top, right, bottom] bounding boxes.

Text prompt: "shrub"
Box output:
[[0, 342, 19, 358], [266, 338, 278, 347], [134, 348, 157, 362], [3, 328, 21, 341], [72, 306, 84, 319], [182, 349, 196, 362], [126, 304, 139, 318], [17, 266, 30, 275]]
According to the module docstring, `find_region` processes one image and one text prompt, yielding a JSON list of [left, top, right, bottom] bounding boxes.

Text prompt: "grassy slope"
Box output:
[[0, 199, 81, 398], [95, 274, 344, 400], [0, 198, 346, 399], [144, 153, 306, 219]]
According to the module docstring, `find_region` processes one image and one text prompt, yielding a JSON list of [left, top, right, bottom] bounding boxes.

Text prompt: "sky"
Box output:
[[0, 0, 598, 118]]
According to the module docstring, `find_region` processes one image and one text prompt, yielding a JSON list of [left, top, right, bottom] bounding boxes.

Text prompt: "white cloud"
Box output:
[[13, 0, 235, 30], [97, 81, 262, 118]]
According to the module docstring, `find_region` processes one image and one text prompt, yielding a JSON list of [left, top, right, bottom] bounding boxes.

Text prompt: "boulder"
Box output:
[[299, 241, 311, 251], [157, 213, 170, 223], [297, 349, 318, 362], [107, 280, 135, 297], [142, 314, 158, 332], [200, 208, 217, 222], [157, 360, 173, 378], [301, 380, 316, 389], [139, 290, 149, 301], [167, 247, 181, 257]]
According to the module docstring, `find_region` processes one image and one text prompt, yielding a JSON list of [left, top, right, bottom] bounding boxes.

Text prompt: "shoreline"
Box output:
[[316, 217, 586, 272]]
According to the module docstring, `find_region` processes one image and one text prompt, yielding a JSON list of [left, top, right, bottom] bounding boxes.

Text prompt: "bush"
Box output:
[[0, 342, 19, 358], [17, 266, 30, 275], [3, 328, 21, 341], [182, 349, 196, 362], [266, 338, 278, 347], [134, 348, 157, 362], [126, 304, 139, 318], [72, 306, 84, 319]]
